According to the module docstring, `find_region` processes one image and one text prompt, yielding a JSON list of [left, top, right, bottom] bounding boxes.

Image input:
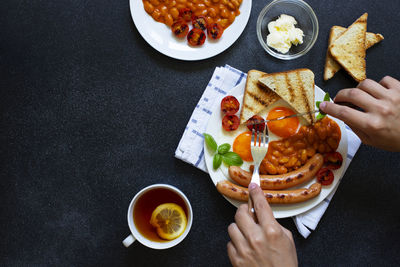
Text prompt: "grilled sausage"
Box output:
[[216, 180, 322, 204], [229, 154, 324, 190]]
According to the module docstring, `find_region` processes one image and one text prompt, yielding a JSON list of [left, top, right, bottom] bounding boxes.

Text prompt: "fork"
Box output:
[[248, 126, 269, 218]]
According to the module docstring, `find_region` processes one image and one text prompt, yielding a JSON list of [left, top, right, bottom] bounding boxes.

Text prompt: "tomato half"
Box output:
[[221, 95, 240, 115], [324, 152, 343, 170], [222, 115, 240, 131], [187, 28, 206, 46], [267, 107, 299, 138], [207, 23, 224, 39], [316, 167, 334, 185], [171, 20, 189, 38], [246, 115, 265, 132], [179, 8, 192, 22], [192, 16, 207, 31]]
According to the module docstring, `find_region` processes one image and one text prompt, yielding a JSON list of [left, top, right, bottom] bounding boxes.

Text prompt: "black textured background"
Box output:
[[1, 0, 400, 266]]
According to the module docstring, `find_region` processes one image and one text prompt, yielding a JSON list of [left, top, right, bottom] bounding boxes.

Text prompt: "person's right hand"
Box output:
[[227, 183, 298, 267], [320, 76, 400, 151]]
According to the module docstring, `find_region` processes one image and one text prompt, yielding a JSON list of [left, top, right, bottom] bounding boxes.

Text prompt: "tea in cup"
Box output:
[[123, 184, 193, 249]]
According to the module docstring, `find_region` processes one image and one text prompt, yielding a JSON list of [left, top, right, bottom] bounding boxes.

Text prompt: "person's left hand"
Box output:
[[227, 183, 298, 267]]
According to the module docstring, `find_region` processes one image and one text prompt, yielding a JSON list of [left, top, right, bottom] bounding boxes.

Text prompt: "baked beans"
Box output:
[[142, 0, 242, 28], [258, 117, 342, 175]]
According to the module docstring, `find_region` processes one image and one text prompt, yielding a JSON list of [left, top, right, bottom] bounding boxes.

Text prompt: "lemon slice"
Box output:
[[150, 203, 187, 240]]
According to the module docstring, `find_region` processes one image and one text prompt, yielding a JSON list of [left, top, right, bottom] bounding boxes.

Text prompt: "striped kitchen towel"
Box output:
[[175, 65, 361, 238], [175, 65, 246, 172]]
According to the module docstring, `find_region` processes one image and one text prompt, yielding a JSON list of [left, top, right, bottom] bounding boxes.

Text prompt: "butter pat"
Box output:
[[266, 14, 304, 54]]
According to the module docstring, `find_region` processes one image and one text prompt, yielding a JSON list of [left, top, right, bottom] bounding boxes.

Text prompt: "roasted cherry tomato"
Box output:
[[221, 95, 240, 115], [246, 115, 265, 132], [207, 23, 224, 39], [222, 114, 240, 131], [316, 167, 334, 185], [171, 19, 189, 38], [324, 152, 343, 170], [179, 8, 192, 22], [192, 16, 207, 31], [187, 28, 206, 46]]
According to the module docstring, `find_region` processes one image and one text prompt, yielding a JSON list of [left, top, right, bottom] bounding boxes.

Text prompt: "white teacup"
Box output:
[[122, 184, 193, 249]]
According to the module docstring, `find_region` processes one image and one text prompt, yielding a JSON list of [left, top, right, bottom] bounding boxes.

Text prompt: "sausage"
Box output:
[[229, 154, 324, 190], [216, 180, 322, 204]]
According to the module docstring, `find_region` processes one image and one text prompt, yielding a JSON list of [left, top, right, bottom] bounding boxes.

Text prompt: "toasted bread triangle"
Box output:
[[239, 70, 280, 124], [258, 69, 315, 125], [329, 13, 368, 82], [324, 25, 383, 81]]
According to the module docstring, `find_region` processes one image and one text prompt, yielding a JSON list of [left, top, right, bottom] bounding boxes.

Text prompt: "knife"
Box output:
[[246, 109, 320, 126]]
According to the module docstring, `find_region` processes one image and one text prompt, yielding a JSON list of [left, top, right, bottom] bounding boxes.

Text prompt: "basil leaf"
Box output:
[[316, 113, 326, 121], [316, 93, 330, 119], [324, 92, 330, 101], [217, 143, 231, 155], [320, 93, 330, 115], [203, 133, 217, 152], [222, 152, 243, 166], [213, 154, 222, 169]]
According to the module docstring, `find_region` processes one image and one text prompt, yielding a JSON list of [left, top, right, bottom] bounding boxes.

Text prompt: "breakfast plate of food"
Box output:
[[129, 0, 252, 61], [204, 69, 348, 218]]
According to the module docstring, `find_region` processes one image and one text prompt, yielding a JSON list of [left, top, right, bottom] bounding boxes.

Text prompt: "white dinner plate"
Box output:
[[204, 81, 348, 218], [129, 0, 252, 61]]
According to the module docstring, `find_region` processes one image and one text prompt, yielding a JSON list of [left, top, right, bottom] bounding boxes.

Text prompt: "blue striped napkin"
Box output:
[[175, 65, 361, 238], [175, 65, 246, 172]]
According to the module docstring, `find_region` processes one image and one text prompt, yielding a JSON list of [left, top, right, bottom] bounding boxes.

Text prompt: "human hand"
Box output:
[[320, 76, 400, 151], [227, 183, 298, 267]]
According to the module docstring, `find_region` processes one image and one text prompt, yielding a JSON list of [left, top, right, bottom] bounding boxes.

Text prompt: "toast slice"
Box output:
[[239, 70, 280, 124], [329, 13, 368, 82], [258, 69, 315, 125], [324, 25, 384, 81]]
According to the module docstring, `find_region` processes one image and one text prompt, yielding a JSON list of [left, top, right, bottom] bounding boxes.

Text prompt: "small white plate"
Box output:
[[129, 0, 252, 61], [204, 81, 348, 218]]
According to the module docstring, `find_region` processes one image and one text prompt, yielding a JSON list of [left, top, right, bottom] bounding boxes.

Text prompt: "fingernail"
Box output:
[[320, 101, 327, 110], [249, 183, 257, 190]]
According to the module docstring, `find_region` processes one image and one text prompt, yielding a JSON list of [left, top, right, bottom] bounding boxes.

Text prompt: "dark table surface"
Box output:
[[1, 0, 400, 266]]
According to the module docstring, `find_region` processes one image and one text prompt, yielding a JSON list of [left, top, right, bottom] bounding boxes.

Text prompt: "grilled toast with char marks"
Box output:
[[258, 68, 315, 125], [239, 70, 280, 124]]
